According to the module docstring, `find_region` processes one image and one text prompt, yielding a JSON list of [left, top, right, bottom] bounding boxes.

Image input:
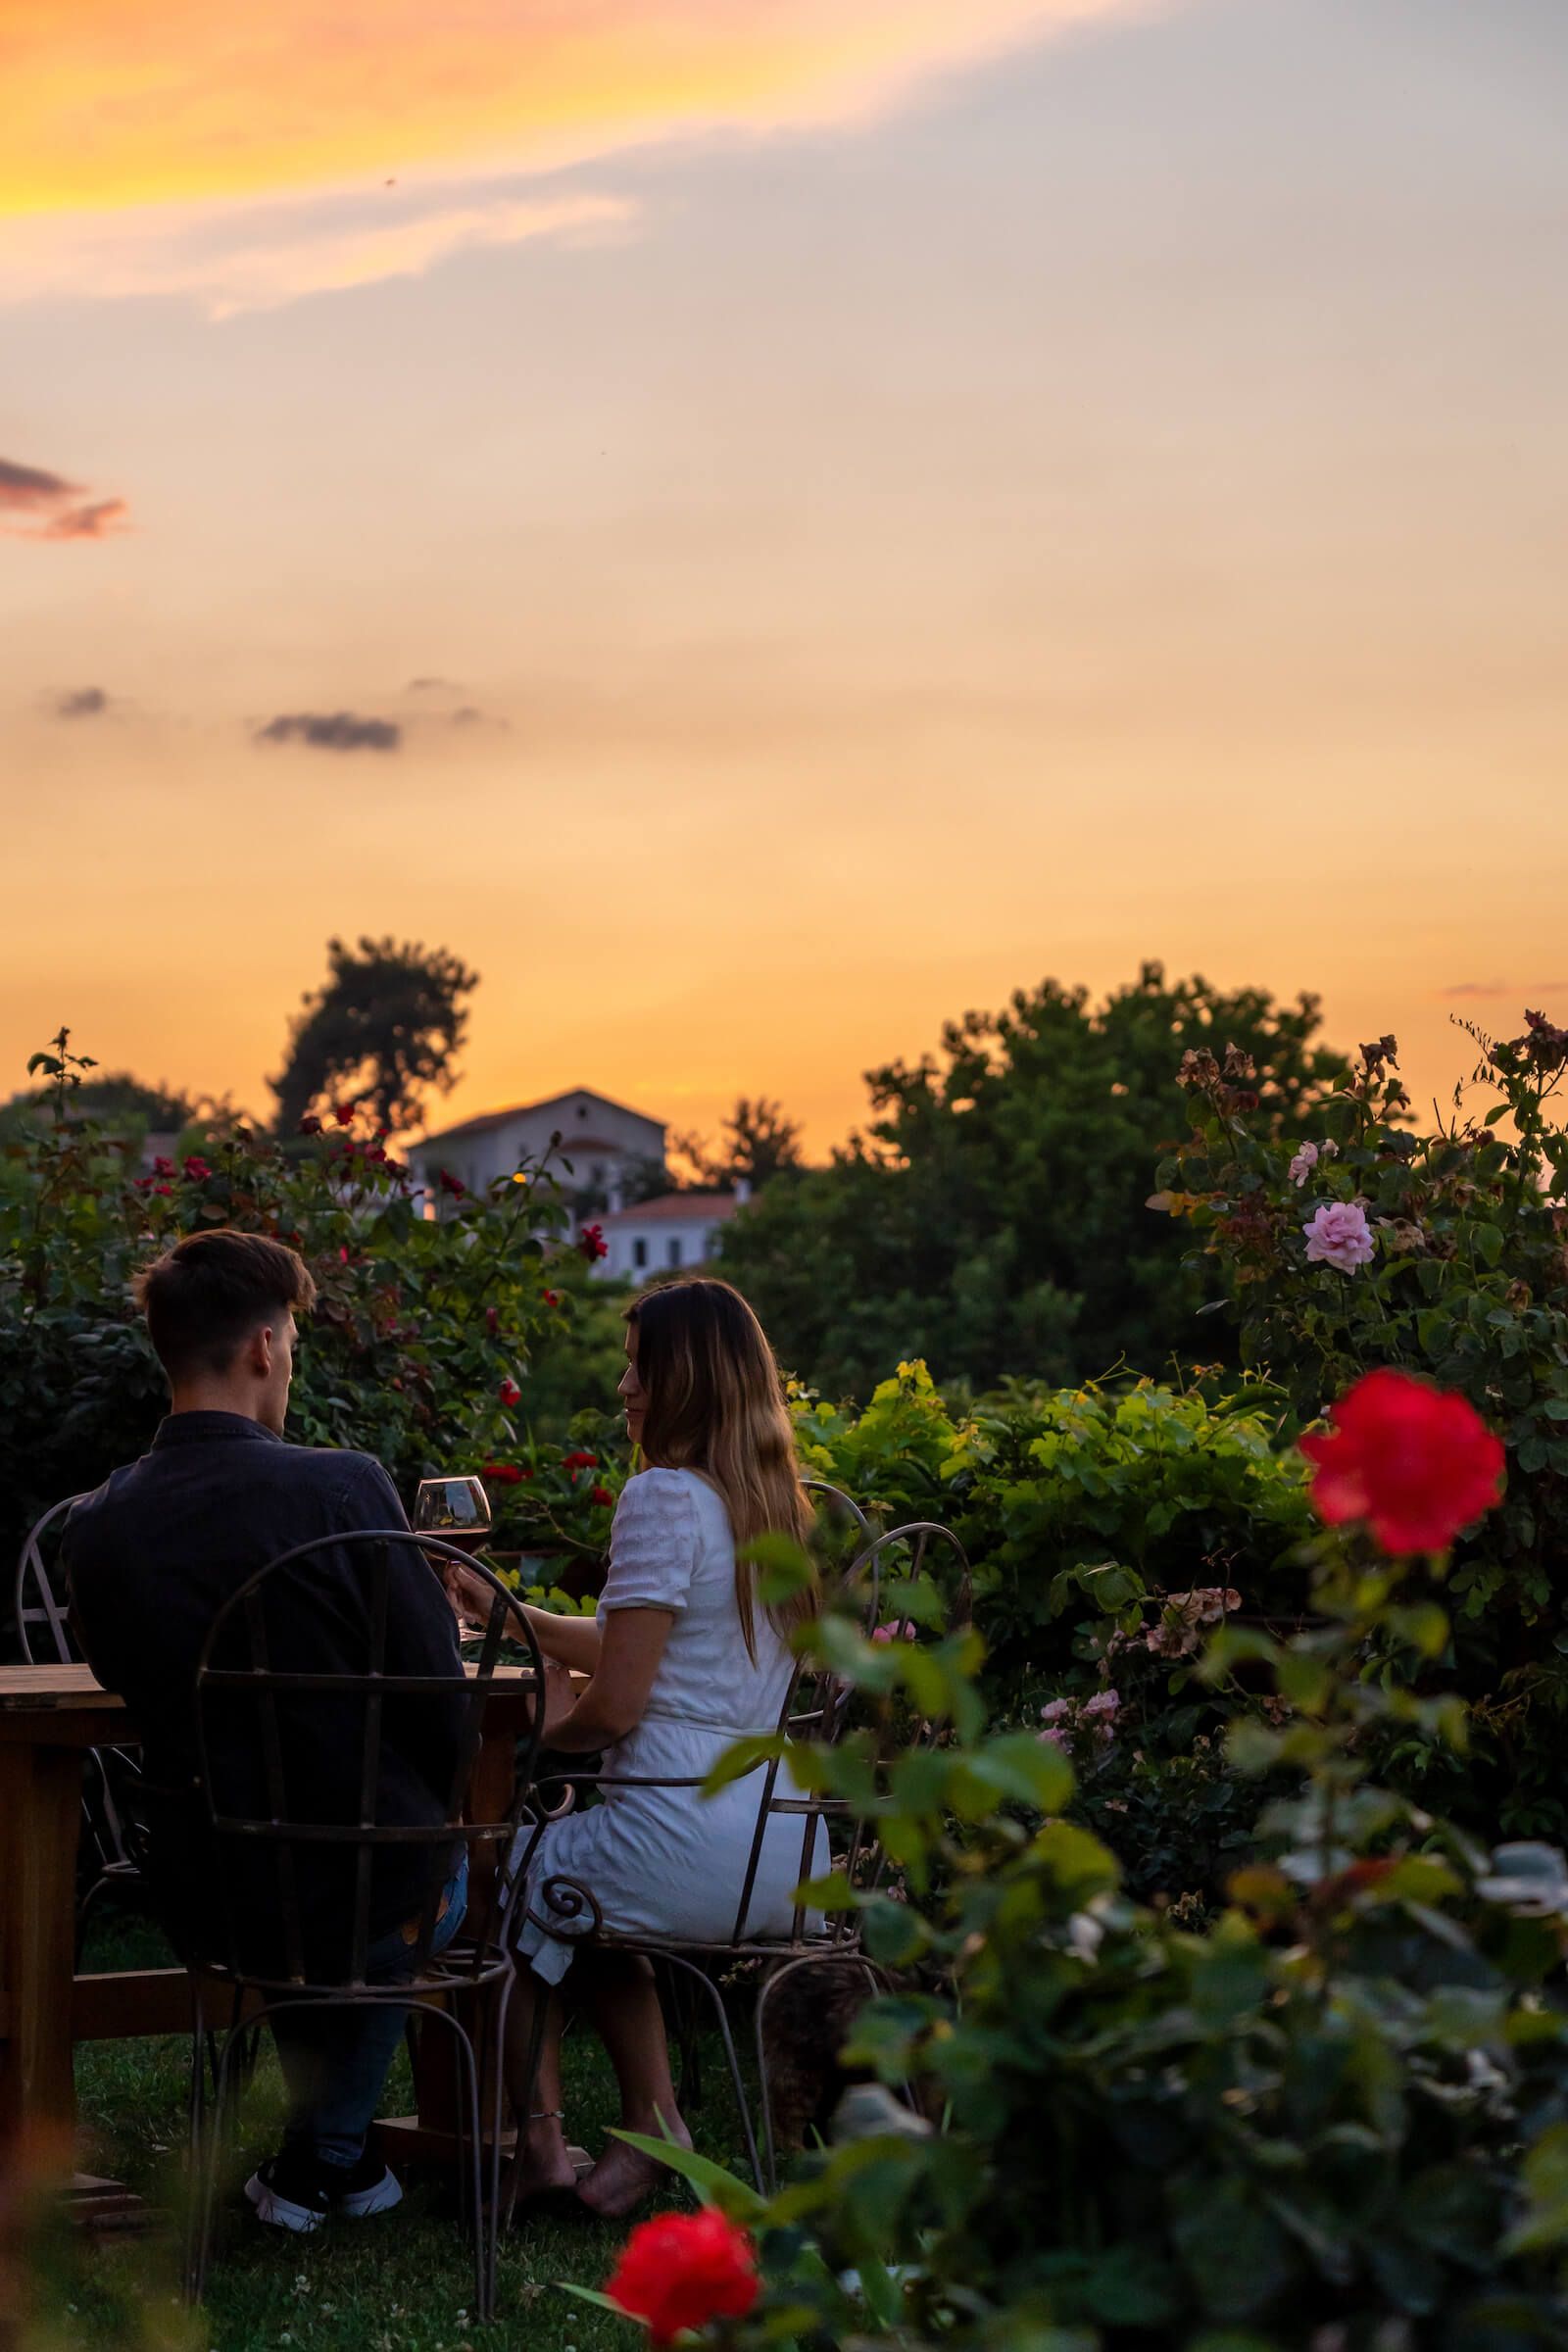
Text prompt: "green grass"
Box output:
[[35, 1905, 756, 2352]]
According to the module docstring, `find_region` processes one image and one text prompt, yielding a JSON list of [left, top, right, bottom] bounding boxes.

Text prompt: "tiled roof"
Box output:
[[418, 1087, 666, 1150], [599, 1193, 739, 1227]]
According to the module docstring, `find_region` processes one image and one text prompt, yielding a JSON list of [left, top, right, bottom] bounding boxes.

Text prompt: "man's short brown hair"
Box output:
[[132, 1229, 317, 1382]]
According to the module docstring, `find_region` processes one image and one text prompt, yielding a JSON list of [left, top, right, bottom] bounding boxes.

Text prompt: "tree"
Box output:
[[0, 1065, 196, 1144], [671, 1097, 806, 1191], [718, 964, 1350, 1398], [270, 936, 478, 1137]]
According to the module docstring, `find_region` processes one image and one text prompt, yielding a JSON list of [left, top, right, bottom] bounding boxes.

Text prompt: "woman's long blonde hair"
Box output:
[[625, 1277, 816, 1659]]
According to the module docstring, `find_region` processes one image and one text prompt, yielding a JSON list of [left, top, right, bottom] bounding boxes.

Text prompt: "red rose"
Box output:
[[606, 2207, 759, 2349], [1299, 1369, 1504, 1555], [154, 1183, 172, 1197], [333, 1102, 356, 1126], [438, 1168, 466, 1198], [153, 1155, 175, 1177], [297, 1114, 322, 1137], [543, 1290, 561, 1308], [481, 1463, 523, 1486], [578, 1223, 609, 1262], [183, 1155, 212, 1181], [498, 1376, 521, 1407], [339, 1246, 351, 1263], [485, 1306, 500, 1336], [562, 1451, 599, 1471], [590, 1485, 613, 1507]]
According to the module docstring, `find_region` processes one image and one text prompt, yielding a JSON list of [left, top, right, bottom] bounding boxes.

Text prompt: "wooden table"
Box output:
[[0, 1660, 540, 2201]]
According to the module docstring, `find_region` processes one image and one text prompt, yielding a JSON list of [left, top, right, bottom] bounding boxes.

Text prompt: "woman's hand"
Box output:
[[440, 1557, 499, 1629]]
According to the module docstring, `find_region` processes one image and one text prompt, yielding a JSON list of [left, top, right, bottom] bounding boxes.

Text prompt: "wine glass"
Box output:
[[414, 1474, 493, 1554], [416, 1475, 494, 1635]]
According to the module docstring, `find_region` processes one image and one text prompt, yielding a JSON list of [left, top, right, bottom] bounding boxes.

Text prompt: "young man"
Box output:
[[64, 1228, 469, 2235]]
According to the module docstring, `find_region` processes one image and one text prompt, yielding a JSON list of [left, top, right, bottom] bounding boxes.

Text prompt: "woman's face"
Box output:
[[617, 1324, 647, 1447]]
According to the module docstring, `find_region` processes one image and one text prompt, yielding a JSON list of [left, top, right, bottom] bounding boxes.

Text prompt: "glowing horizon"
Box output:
[[3, 0, 1565, 1156]]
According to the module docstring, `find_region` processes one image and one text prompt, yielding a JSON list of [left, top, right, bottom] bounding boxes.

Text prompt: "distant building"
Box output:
[[592, 1189, 744, 1282], [413, 1087, 665, 1210]]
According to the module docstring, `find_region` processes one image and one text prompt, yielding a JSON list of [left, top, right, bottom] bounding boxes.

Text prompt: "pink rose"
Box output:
[[1082, 1690, 1120, 1720], [1302, 1200, 1375, 1273], [1287, 1143, 1318, 1188], [871, 1620, 914, 1644]]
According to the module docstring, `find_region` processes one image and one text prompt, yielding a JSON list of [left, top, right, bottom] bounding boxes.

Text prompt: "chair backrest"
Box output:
[[15, 1495, 86, 1665], [193, 1529, 547, 1990], [730, 1515, 970, 1948], [802, 1476, 877, 1558]]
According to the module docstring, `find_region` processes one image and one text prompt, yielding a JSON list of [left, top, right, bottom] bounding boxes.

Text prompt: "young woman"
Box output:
[[503, 1277, 819, 2218]]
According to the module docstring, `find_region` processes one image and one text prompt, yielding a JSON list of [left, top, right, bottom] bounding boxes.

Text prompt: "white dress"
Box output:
[[513, 1467, 821, 1984]]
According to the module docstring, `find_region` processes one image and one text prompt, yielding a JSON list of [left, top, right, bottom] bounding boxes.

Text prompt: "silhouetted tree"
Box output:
[[270, 935, 478, 1136], [672, 1096, 806, 1191]]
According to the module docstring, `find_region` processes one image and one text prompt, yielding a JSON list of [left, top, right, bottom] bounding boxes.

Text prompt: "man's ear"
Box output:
[[243, 1323, 274, 1378]]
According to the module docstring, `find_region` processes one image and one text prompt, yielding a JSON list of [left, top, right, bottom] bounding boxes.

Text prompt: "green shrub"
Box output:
[[792, 1361, 1312, 1899], [630, 1379, 1568, 2351], [0, 1032, 598, 1593], [1152, 1014, 1568, 1838]]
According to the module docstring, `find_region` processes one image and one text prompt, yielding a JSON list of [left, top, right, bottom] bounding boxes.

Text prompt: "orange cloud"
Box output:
[[2, 0, 1137, 220], [0, 457, 129, 542]]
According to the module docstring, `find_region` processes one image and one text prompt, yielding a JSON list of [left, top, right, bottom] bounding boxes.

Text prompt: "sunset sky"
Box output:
[[4, 0, 1565, 1151]]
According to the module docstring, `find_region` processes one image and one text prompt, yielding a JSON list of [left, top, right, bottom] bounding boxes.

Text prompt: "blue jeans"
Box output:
[[271, 1857, 468, 2171]]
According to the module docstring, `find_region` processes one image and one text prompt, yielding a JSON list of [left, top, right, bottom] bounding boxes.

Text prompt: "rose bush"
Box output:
[[1152, 1009, 1568, 1836], [0, 1033, 611, 1616], [612, 1375, 1568, 2351]]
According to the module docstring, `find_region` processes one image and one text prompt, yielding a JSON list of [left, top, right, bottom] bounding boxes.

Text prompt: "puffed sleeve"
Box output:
[[600, 1470, 700, 1614]]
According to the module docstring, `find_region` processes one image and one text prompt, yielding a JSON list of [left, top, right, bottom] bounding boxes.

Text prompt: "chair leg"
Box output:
[[753, 1952, 889, 2196], [503, 1967, 555, 2237], [661, 1962, 705, 2115], [483, 1968, 518, 2324], [416, 2004, 488, 2323], [660, 1956, 764, 2196], [182, 2011, 208, 2304], [186, 2011, 249, 2306]]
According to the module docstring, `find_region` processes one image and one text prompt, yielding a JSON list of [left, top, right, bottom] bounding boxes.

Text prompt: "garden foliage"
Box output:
[[0, 1032, 607, 1600], [1152, 1012, 1568, 1836], [627, 1378, 1568, 2352], [718, 963, 1350, 1396]]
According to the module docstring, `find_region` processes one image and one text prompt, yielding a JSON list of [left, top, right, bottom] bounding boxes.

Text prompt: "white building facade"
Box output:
[[414, 1087, 666, 1206], [591, 1192, 740, 1282]]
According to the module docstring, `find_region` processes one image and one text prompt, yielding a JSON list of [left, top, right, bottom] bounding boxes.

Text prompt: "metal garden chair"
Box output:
[[15, 1494, 150, 1948], [183, 1530, 548, 2320], [513, 1510, 969, 2193]]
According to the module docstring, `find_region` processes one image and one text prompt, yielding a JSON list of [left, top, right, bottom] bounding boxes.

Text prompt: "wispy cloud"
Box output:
[[0, 190, 637, 317], [0, 456, 130, 541], [51, 687, 111, 719], [1442, 979, 1568, 1002], [256, 711, 402, 753]]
